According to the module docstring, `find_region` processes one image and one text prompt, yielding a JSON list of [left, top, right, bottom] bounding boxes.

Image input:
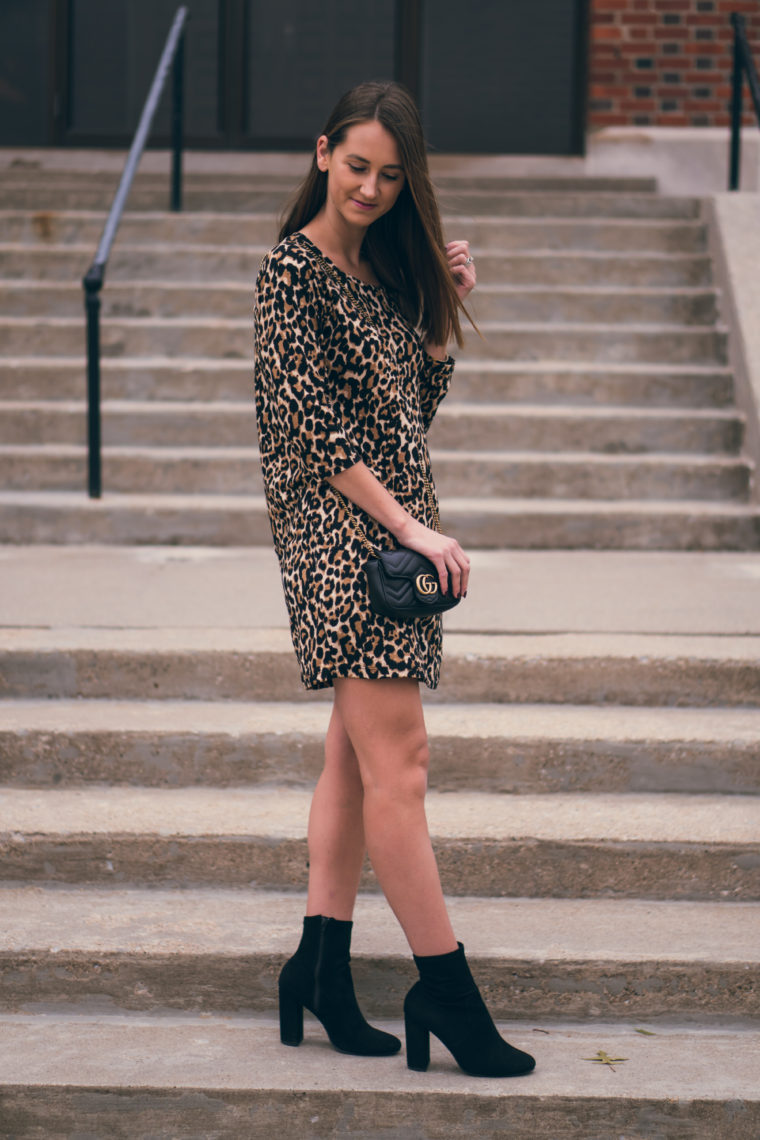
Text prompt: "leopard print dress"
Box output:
[[253, 231, 454, 691]]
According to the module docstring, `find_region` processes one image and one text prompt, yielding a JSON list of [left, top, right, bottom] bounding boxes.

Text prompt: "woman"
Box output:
[[253, 81, 534, 1078]]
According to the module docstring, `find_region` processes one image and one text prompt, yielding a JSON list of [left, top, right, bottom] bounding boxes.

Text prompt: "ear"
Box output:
[[315, 135, 330, 172]]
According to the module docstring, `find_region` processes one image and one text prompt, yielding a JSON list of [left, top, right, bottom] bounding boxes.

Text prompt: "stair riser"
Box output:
[[1, 452, 750, 502], [0, 283, 720, 326], [463, 327, 728, 365], [0, 408, 743, 455], [0, 199, 702, 244], [0, 246, 714, 285], [0, 216, 707, 252], [0, 322, 731, 365], [0, 953, 755, 1024], [1, 834, 756, 899], [2, 501, 759, 549], [2, 647, 758, 706], [0, 362, 736, 408], [4, 1089, 759, 1140], [2, 729, 757, 794]]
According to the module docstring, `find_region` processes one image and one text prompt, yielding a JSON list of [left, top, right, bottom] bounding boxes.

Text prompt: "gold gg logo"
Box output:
[[415, 573, 438, 597]]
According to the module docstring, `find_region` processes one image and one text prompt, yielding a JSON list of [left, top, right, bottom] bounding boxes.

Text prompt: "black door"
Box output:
[[1, 0, 588, 154]]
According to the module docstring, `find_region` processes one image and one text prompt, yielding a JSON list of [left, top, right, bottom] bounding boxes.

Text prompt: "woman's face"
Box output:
[[317, 119, 405, 230]]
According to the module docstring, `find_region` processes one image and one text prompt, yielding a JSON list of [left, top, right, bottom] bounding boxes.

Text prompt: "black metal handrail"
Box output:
[[83, 6, 188, 498], [729, 12, 760, 191]]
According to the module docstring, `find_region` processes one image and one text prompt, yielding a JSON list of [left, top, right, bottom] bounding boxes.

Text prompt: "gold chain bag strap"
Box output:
[[314, 246, 461, 620]]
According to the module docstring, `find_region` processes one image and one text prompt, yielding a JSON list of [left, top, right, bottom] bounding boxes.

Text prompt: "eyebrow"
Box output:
[[346, 153, 404, 171]]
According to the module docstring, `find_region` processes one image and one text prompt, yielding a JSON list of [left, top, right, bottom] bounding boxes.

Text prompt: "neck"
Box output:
[[303, 206, 367, 270]]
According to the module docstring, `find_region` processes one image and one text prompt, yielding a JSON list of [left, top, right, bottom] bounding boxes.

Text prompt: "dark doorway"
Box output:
[[2, 0, 588, 154]]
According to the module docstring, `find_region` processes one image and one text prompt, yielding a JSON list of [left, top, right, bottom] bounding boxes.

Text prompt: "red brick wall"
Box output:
[[589, 0, 760, 128]]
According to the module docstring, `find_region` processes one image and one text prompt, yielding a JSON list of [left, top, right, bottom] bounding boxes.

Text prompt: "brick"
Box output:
[[590, 84, 630, 97], [587, 112, 630, 126], [683, 99, 724, 111], [654, 26, 689, 39], [594, 0, 629, 9], [655, 85, 689, 96], [592, 25, 624, 41], [621, 13, 659, 24], [654, 0, 690, 10], [684, 41, 726, 54], [621, 98, 657, 110]]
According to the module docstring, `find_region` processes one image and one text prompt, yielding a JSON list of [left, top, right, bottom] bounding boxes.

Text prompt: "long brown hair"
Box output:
[[279, 81, 469, 349]]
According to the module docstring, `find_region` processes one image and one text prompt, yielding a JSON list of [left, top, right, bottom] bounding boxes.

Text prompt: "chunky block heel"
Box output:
[[404, 1014, 430, 1072], [278, 985, 304, 1046]]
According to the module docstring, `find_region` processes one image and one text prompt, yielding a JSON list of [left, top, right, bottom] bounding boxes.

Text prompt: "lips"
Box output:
[[351, 199, 376, 210]]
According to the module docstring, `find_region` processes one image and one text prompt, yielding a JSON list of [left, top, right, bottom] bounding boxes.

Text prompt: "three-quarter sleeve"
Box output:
[[418, 350, 455, 433], [254, 249, 362, 483]]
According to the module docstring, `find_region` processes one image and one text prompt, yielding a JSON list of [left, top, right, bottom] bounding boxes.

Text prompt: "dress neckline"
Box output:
[[293, 231, 382, 290]]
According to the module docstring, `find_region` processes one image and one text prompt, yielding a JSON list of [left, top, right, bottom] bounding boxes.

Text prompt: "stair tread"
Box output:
[[0, 786, 756, 844], [3, 697, 758, 744], [1, 888, 757, 961], [1, 490, 758, 515], [0, 444, 753, 469], [2, 624, 758, 659], [0, 1012, 756, 1103]]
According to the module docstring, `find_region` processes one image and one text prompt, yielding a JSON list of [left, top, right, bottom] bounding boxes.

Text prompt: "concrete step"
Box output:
[[2, 786, 756, 897], [2, 699, 758, 794], [2, 490, 758, 549], [2, 627, 759, 706], [0, 357, 736, 408], [0, 400, 743, 455], [0, 445, 751, 501], [0, 242, 713, 285], [0, 210, 708, 252], [1, 888, 757, 1019], [0, 1014, 757, 1140], [462, 323, 728, 365], [0, 316, 730, 365], [0, 278, 721, 326]]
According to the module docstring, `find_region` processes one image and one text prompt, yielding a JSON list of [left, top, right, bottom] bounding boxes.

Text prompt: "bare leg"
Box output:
[[305, 702, 366, 921], [333, 676, 457, 958]]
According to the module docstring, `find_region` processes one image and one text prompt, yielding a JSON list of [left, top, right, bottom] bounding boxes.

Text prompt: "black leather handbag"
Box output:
[[365, 545, 461, 619], [334, 480, 462, 622]]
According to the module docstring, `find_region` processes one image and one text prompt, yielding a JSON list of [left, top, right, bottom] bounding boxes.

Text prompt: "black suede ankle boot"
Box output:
[[278, 915, 401, 1056], [404, 942, 535, 1076]]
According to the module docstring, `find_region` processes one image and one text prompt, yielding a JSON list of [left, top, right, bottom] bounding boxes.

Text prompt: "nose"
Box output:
[[360, 171, 378, 199]]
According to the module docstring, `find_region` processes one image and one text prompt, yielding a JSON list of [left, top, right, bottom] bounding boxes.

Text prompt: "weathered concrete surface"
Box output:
[[707, 194, 760, 502], [0, 1015, 758, 1140], [3, 625, 759, 705], [2, 698, 759, 794], [0, 891, 758, 1019], [0, 787, 757, 898], [3, 546, 760, 634]]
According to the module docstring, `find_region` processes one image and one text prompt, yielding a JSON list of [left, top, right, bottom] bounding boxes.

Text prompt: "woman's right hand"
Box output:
[[394, 515, 470, 599]]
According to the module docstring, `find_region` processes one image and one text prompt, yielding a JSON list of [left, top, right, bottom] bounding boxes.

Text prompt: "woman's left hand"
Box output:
[[446, 239, 476, 301]]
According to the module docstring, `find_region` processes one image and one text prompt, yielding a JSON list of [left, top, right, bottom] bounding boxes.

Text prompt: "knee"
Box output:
[[363, 729, 430, 803]]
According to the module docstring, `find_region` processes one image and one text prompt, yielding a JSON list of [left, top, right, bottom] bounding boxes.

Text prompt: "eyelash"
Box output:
[[348, 164, 399, 182]]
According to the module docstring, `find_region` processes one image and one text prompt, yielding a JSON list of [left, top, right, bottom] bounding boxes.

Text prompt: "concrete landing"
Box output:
[[0, 1015, 757, 1140], [2, 545, 760, 634]]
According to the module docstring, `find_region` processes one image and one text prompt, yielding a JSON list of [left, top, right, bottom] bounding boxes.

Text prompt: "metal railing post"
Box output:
[[83, 267, 103, 499], [729, 13, 744, 191], [171, 26, 185, 211], [81, 5, 188, 497]]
